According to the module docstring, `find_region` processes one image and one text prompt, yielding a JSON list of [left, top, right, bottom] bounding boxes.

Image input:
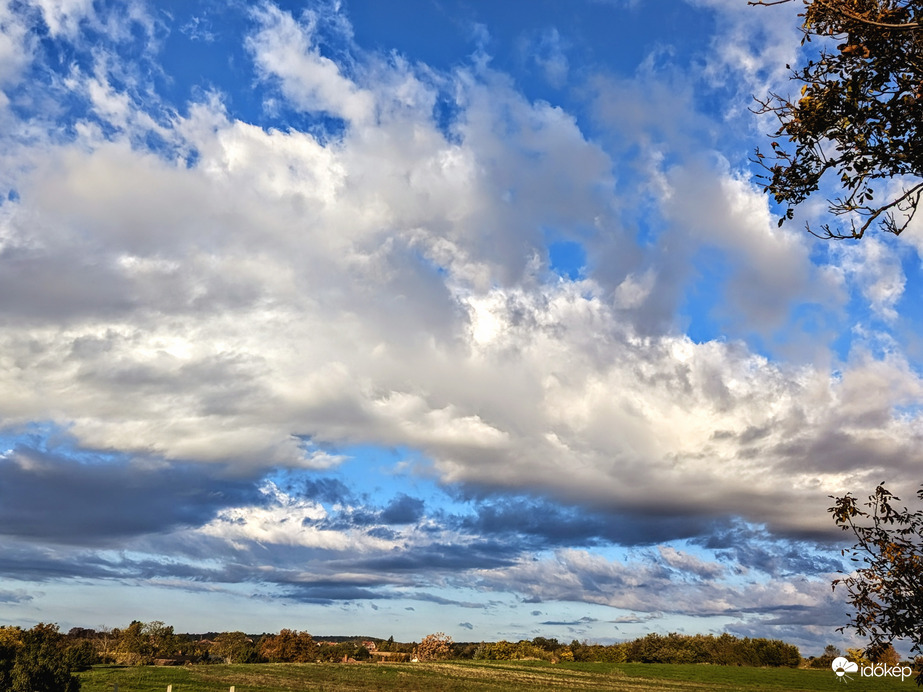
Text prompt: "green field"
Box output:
[[77, 660, 915, 691]]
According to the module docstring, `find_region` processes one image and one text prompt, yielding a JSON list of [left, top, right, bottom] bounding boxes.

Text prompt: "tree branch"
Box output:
[[814, 0, 922, 30], [750, 0, 922, 30]]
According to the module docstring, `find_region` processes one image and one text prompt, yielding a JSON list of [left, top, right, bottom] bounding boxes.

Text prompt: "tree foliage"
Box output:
[[830, 484, 923, 679], [473, 639, 547, 661], [809, 643, 841, 668], [414, 633, 453, 661], [112, 621, 151, 665], [467, 633, 798, 667], [752, 0, 923, 238], [258, 629, 318, 663], [4, 624, 81, 692], [621, 632, 800, 667], [108, 620, 192, 665], [211, 631, 258, 664], [0, 626, 21, 691]]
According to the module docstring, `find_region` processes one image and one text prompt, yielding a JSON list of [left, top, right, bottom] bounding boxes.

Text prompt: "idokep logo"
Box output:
[[831, 656, 913, 684], [831, 657, 858, 683]]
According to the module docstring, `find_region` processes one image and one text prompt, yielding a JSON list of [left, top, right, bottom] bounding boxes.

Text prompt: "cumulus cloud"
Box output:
[[0, 3, 32, 90], [1, 0, 921, 546], [0, 0, 920, 650], [247, 3, 375, 123], [687, 0, 804, 100], [832, 238, 906, 322]]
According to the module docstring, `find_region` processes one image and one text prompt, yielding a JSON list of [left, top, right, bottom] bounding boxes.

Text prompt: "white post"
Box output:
[[230, 687, 236, 692], [167, 686, 172, 692]]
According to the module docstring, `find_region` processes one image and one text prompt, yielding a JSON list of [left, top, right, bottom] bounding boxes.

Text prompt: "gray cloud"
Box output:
[[0, 587, 33, 604], [540, 617, 598, 626], [0, 445, 261, 544], [380, 494, 425, 525]]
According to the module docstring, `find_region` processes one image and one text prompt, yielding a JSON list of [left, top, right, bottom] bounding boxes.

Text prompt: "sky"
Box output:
[[1, 0, 922, 656]]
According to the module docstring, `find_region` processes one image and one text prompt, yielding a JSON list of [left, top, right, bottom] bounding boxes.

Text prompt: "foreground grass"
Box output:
[[78, 660, 914, 691]]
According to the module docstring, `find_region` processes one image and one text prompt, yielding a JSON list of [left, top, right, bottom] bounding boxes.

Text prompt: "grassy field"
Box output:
[[78, 660, 914, 691]]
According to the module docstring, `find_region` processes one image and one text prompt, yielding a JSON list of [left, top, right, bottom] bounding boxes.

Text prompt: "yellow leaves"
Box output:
[[840, 43, 872, 58], [847, 647, 871, 666], [797, 85, 816, 112], [0, 626, 23, 649]]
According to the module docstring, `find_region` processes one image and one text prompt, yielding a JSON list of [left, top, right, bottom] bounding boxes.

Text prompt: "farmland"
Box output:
[[77, 660, 913, 691]]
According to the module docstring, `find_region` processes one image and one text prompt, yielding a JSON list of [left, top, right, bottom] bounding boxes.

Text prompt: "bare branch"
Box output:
[[814, 0, 922, 30]]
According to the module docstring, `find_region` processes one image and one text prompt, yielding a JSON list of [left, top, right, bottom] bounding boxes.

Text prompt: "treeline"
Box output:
[[3, 619, 804, 681], [213, 630, 415, 664], [62, 622, 409, 665], [806, 644, 904, 670], [465, 633, 801, 667], [1, 623, 90, 692]]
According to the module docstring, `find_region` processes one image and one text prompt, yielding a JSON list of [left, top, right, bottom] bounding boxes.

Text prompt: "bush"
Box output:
[[414, 633, 453, 661], [259, 629, 317, 663], [10, 623, 81, 692], [63, 640, 98, 671], [211, 632, 258, 664], [0, 626, 21, 691], [810, 645, 840, 670], [620, 633, 800, 667]]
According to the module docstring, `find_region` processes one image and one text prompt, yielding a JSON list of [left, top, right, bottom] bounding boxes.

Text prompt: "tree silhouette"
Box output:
[[830, 484, 923, 682], [752, 0, 923, 238]]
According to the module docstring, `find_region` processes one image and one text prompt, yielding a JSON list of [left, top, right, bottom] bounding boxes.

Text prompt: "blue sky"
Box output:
[[1, 0, 922, 656]]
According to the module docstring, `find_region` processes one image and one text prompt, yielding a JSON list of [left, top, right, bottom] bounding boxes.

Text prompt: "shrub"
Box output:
[[414, 633, 453, 661], [211, 631, 258, 664], [621, 633, 800, 667], [10, 623, 81, 692], [63, 640, 98, 671], [259, 629, 317, 663], [0, 626, 21, 691]]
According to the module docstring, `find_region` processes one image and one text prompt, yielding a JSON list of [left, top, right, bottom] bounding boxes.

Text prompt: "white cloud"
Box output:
[[832, 237, 906, 322], [664, 157, 839, 332], [657, 545, 725, 580], [30, 0, 95, 38], [525, 27, 569, 89], [247, 4, 375, 124], [686, 0, 804, 102], [1, 0, 922, 555], [199, 482, 393, 551], [0, 2, 32, 90], [5, 1, 923, 654]]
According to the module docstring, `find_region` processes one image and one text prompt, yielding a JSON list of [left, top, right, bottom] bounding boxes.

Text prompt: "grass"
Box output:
[[78, 660, 915, 691]]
